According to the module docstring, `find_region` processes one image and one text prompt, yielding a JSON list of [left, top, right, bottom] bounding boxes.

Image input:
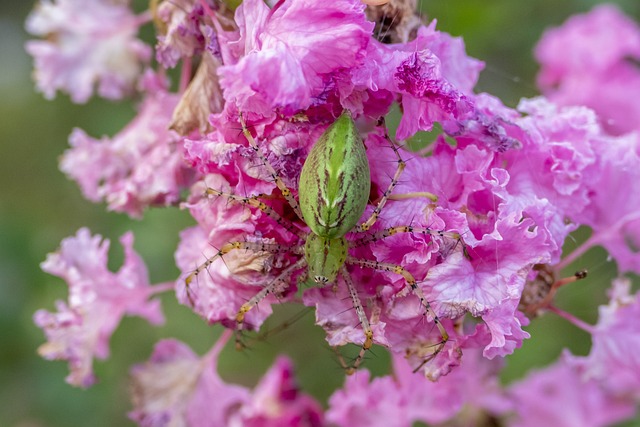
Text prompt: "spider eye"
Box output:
[[314, 275, 329, 284]]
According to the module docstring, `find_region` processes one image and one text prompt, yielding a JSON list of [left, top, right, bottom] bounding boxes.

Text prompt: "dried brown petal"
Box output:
[[170, 53, 224, 135], [365, 0, 423, 43]]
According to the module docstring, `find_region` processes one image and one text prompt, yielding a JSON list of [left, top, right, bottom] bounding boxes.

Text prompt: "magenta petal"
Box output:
[[219, 0, 372, 115]]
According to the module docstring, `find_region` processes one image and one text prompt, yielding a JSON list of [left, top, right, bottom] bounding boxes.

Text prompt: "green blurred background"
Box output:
[[1, 1, 639, 426]]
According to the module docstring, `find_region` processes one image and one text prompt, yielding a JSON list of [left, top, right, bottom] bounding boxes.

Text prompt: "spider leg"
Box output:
[[356, 117, 405, 232], [351, 225, 467, 258], [234, 257, 307, 350], [238, 113, 305, 221], [336, 266, 374, 375], [185, 242, 302, 306], [346, 256, 449, 367], [235, 257, 307, 328], [204, 186, 307, 239]]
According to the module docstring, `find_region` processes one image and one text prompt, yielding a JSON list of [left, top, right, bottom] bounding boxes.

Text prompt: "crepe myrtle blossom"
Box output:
[[568, 277, 640, 401], [28, 0, 640, 425], [535, 4, 640, 136], [35, 228, 167, 387], [60, 71, 196, 218], [129, 333, 323, 426], [507, 353, 636, 427], [327, 337, 511, 427], [514, 98, 640, 276], [326, 278, 640, 427], [25, 0, 151, 103], [175, 0, 538, 378]]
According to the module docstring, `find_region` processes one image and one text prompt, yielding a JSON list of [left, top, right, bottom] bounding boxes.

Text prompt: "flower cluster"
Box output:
[[28, 0, 640, 425]]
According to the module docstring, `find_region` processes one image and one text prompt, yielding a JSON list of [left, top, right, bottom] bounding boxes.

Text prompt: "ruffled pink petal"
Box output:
[[219, 0, 373, 115], [508, 354, 635, 427], [35, 228, 164, 387], [25, 0, 150, 103], [60, 72, 193, 218], [129, 338, 249, 426], [535, 4, 640, 135]]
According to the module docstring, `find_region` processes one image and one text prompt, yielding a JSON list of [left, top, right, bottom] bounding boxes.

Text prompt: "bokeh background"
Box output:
[[1, 1, 639, 426]]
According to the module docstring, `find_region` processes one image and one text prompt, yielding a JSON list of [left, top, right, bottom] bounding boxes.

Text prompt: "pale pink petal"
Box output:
[[60, 72, 193, 218], [535, 4, 640, 135], [35, 228, 164, 387], [129, 339, 249, 426], [25, 0, 150, 103], [508, 355, 636, 427], [572, 278, 640, 399]]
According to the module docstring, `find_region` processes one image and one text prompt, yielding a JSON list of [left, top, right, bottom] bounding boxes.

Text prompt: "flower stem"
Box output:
[[548, 305, 595, 334], [556, 234, 598, 271], [149, 281, 176, 296], [210, 328, 233, 360]]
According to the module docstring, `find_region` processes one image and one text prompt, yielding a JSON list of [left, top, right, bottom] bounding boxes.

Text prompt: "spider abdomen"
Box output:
[[298, 113, 371, 240]]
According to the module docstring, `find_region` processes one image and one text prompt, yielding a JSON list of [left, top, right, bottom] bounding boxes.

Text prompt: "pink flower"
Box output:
[[229, 357, 324, 427], [25, 0, 150, 103], [60, 72, 194, 218], [129, 338, 249, 426], [576, 132, 640, 274], [507, 354, 636, 427], [35, 228, 164, 387], [512, 99, 640, 275], [218, 0, 373, 116], [155, 0, 213, 68], [130, 337, 323, 427], [175, 175, 301, 329], [327, 347, 509, 427], [570, 278, 640, 400], [535, 4, 640, 135], [181, 88, 639, 380]]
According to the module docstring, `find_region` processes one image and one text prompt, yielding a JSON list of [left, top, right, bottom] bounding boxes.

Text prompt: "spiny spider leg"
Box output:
[[356, 118, 405, 232], [235, 257, 307, 348], [345, 256, 449, 366], [350, 225, 464, 249], [185, 241, 300, 306], [249, 307, 314, 345], [204, 187, 307, 239], [339, 265, 373, 374], [238, 113, 305, 221]]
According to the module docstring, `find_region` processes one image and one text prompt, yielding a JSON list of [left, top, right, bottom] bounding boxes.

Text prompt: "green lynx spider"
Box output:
[[185, 112, 462, 373]]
